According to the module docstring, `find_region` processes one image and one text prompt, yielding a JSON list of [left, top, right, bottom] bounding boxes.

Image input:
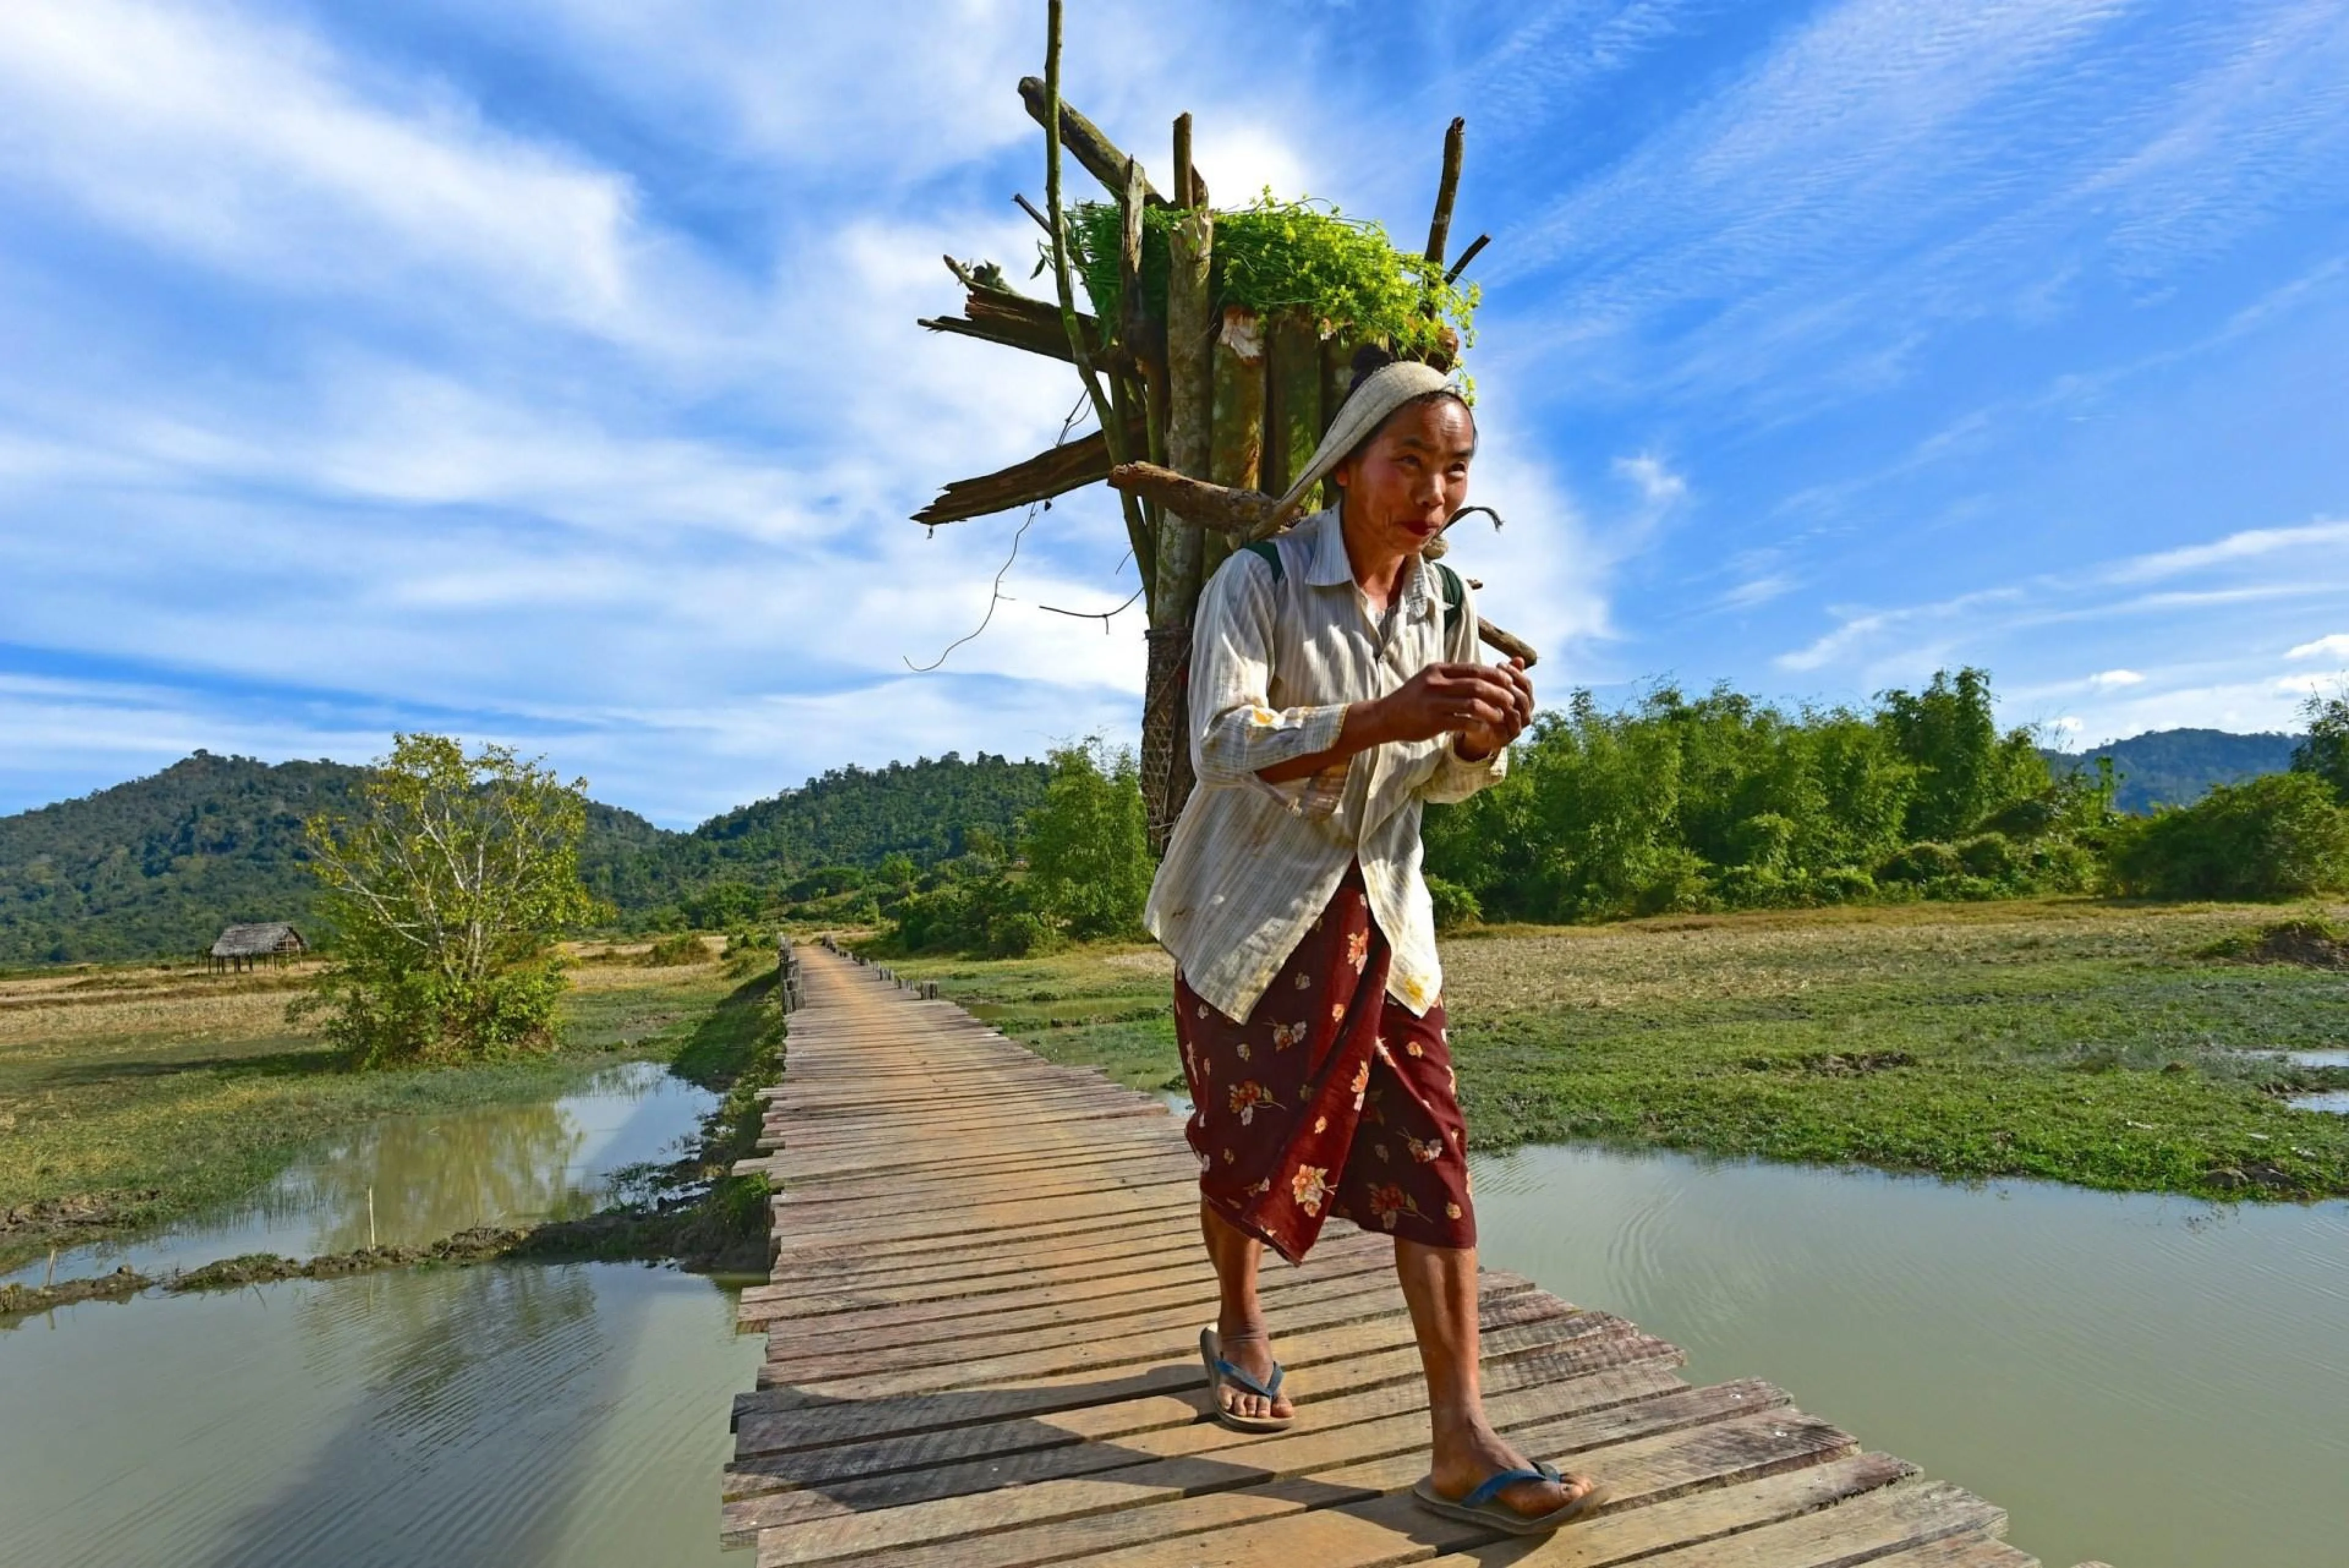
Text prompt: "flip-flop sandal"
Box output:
[[1199, 1326, 1294, 1433], [1411, 1462, 1608, 1535]]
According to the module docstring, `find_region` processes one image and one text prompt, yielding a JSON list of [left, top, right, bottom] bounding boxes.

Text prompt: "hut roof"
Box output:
[[210, 922, 304, 958]]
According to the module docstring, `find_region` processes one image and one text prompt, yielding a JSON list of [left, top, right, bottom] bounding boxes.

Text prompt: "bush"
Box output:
[[892, 874, 1054, 957], [1425, 874, 1482, 932], [1877, 841, 1964, 885], [1956, 833, 2020, 881], [642, 932, 711, 966], [2106, 771, 2349, 899]]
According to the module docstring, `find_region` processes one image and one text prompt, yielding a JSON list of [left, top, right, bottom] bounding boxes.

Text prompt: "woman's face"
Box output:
[[1333, 396, 1476, 555]]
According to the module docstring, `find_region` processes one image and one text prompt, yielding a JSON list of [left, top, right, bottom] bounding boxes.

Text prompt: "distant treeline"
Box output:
[[6, 680, 2342, 964], [0, 750, 1045, 964], [1425, 671, 2348, 924]]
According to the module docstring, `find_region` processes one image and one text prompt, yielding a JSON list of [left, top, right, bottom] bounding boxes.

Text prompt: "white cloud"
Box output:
[[2106, 518, 2349, 585], [2088, 668, 2145, 688], [2286, 633, 2349, 660], [0, 1, 683, 344], [1612, 453, 1688, 508]]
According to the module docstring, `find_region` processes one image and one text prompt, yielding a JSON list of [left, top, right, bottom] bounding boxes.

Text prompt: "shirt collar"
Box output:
[[1301, 506, 1436, 616]]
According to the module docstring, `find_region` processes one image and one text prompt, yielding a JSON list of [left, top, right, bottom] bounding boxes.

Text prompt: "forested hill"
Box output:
[[2046, 728, 2299, 812], [0, 752, 674, 964], [671, 753, 1052, 877], [0, 749, 1048, 964]]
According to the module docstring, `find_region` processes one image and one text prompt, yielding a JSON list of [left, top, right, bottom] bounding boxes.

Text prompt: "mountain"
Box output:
[[0, 749, 1050, 964], [0, 752, 677, 965], [2045, 727, 2301, 813]]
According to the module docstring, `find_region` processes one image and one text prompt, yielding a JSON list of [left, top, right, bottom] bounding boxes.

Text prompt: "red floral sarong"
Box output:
[[1173, 863, 1475, 1261]]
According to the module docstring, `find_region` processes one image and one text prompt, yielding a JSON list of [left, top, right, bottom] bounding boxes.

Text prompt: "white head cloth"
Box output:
[[1272, 359, 1455, 525]]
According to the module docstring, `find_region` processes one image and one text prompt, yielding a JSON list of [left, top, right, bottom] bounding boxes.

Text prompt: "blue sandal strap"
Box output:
[[1461, 1462, 1562, 1510], [1214, 1357, 1285, 1402]]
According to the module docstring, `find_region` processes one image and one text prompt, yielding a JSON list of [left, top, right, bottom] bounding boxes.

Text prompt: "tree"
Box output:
[[2293, 684, 2349, 805], [1023, 740, 1152, 939], [294, 734, 600, 1066], [2106, 771, 2349, 900], [1879, 668, 2048, 842]]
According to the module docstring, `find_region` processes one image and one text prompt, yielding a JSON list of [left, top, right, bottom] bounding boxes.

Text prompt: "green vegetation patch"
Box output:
[[1066, 194, 1477, 360], [891, 899, 2349, 1203]]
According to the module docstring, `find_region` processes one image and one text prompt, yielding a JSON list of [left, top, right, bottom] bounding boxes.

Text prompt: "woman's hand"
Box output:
[[1455, 658, 1535, 760], [1365, 660, 1527, 749]]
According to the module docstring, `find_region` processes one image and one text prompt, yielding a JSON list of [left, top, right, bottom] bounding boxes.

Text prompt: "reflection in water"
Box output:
[[0, 1263, 757, 1568], [1470, 1143, 2349, 1568], [1, 1061, 709, 1288]]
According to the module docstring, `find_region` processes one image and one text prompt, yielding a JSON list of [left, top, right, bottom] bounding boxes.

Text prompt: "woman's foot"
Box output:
[[1428, 1420, 1600, 1519], [1212, 1319, 1296, 1423]]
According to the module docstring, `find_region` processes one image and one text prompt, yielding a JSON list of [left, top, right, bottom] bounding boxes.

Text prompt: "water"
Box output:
[[2288, 1090, 2349, 1113], [1470, 1145, 2349, 1568], [0, 1063, 761, 1568], [1, 1060, 710, 1288]]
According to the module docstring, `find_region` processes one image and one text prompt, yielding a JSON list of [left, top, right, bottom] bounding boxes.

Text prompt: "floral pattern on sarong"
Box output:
[[1171, 862, 1474, 1260]]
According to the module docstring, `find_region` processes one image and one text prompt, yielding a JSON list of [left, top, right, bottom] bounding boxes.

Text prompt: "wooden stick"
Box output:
[[913, 418, 1142, 526], [1444, 232, 1490, 283], [1478, 617, 1539, 668], [1012, 193, 1054, 236], [919, 283, 1104, 364], [1019, 75, 1163, 204], [1425, 116, 1466, 266], [1041, 2, 1152, 599], [1203, 305, 1264, 580], [1107, 463, 1277, 537], [1171, 113, 1193, 214], [1156, 207, 1214, 617], [1263, 311, 1323, 502]]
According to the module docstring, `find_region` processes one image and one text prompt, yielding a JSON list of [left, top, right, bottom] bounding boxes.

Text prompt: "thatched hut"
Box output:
[[210, 922, 306, 972]]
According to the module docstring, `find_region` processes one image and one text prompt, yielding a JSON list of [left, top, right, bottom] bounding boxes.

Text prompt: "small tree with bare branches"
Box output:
[[295, 734, 599, 1066]]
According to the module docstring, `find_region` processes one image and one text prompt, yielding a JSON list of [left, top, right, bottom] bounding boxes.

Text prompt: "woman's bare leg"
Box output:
[[1395, 1238, 1600, 1515], [1200, 1202, 1296, 1421]]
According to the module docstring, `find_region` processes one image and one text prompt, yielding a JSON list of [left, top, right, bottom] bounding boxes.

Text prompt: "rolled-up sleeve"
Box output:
[[1190, 553, 1349, 804], [1417, 574, 1511, 804]]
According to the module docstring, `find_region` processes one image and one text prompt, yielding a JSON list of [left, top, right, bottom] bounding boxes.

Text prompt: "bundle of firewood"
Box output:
[[914, 3, 1526, 844]]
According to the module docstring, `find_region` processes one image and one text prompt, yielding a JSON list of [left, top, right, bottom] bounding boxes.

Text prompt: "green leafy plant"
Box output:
[[1064, 192, 1478, 362], [292, 734, 600, 1066]]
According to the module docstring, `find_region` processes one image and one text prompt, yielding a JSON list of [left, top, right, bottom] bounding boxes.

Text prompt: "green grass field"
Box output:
[[890, 897, 2349, 1202], [0, 949, 743, 1273]]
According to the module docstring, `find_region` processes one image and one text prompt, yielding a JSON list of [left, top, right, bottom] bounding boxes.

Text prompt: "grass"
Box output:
[[888, 897, 2349, 1203], [0, 954, 746, 1273]]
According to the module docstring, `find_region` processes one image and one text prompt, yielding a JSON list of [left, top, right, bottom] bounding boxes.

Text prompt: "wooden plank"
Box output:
[[728, 1362, 1707, 1543], [724, 943, 2063, 1568], [754, 1403, 1873, 1566]]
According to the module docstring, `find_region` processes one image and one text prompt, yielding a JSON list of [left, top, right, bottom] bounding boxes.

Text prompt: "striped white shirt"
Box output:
[[1145, 506, 1508, 1023]]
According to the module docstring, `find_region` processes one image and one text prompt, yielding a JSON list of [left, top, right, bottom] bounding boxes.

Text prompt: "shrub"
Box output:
[[1425, 874, 1482, 932], [2106, 771, 2349, 899], [1877, 841, 1964, 885], [1956, 833, 2021, 881], [643, 932, 711, 967]]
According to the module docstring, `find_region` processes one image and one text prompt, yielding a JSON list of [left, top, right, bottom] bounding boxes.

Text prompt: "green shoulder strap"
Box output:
[[1433, 560, 1464, 640], [1243, 539, 1462, 637]]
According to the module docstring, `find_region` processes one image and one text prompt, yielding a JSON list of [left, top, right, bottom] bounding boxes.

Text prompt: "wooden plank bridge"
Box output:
[[727, 942, 2099, 1568]]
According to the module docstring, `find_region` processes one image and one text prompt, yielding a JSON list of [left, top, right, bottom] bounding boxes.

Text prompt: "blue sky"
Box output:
[[1, 0, 2344, 826]]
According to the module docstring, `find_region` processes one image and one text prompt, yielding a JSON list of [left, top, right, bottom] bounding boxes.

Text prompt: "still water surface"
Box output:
[[0, 1065, 760, 1568], [1470, 1145, 2349, 1568], [7, 1074, 2344, 1567]]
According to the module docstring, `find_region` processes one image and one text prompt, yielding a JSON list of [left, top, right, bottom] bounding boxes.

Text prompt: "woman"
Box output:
[[1145, 354, 1605, 1534]]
